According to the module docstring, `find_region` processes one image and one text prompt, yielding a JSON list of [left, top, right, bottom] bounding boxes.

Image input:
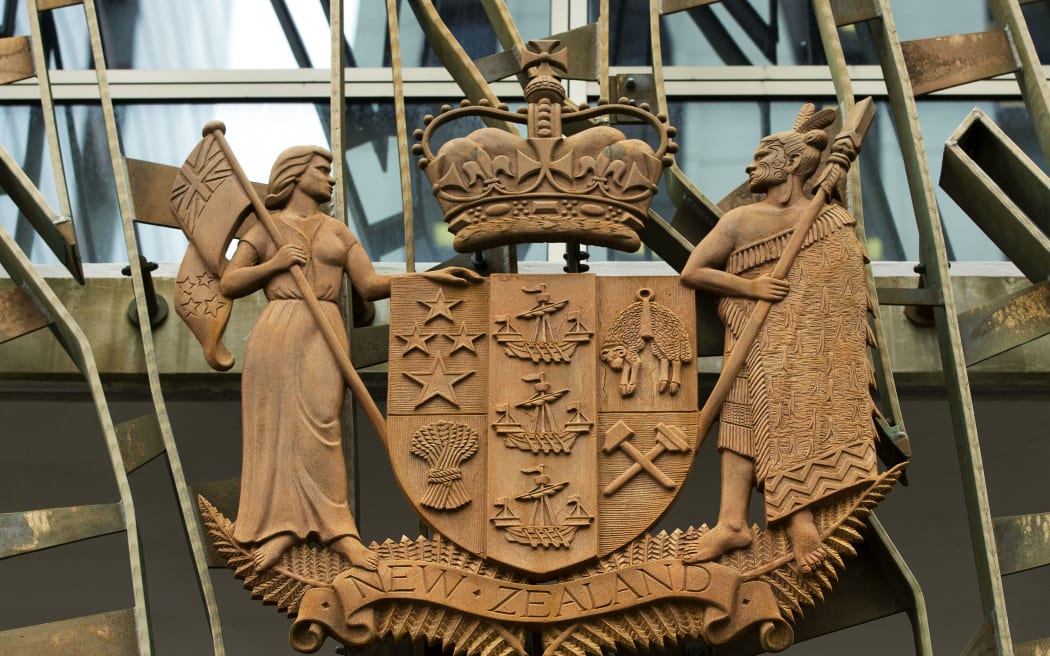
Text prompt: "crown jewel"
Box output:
[[413, 40, 678, 253]]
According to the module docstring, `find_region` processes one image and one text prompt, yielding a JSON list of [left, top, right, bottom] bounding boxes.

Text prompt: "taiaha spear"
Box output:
[[695, 97, 877, 448], [203, 121, 389, 445]]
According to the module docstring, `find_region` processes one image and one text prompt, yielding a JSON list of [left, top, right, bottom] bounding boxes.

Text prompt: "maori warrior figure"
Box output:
[[218, 146, 479, 571], [680, 104, 878, 573]]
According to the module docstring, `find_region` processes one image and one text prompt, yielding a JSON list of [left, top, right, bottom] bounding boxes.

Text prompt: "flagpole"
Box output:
[[695, 98, 875, 449], [203, 121, 388, 445]]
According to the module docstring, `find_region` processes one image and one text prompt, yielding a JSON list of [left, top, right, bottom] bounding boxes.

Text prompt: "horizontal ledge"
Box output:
[[0, 66, 1044, 101], [0, 503, 125, 558]]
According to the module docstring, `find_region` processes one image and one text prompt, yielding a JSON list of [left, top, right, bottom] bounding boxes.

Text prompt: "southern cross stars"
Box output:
[[417, 289, 461, 324], [177, 273, 227, 318], [403, 354, 474, 408], [446, 322, 483, 354], [397, 322, 436, 355]]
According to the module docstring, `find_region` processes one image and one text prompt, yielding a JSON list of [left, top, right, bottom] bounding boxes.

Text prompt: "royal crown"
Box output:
[[412, 39, 677, 254]]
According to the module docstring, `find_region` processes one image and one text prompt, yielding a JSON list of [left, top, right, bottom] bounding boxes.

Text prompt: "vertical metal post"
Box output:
[[80, 1, 225, 653]]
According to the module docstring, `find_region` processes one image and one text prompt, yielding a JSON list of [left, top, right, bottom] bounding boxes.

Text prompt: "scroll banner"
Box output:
[[290, 559, 785, 651]]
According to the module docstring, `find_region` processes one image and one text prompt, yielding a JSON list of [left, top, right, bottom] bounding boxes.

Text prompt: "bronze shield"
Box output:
[[388, 274, 698, 577]]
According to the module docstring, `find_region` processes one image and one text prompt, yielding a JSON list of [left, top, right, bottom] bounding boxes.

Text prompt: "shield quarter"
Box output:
[[388, 273, 698, 577]]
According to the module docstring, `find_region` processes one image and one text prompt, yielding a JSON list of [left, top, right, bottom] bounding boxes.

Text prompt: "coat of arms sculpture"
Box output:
[[181, 39, 905, 656]]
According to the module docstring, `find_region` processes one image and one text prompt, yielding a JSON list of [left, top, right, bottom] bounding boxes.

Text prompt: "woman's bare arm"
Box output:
[[220, 241, 306, 298]]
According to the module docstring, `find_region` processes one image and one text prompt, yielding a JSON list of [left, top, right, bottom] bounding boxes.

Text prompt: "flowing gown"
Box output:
[[231, 211, 362, 546]]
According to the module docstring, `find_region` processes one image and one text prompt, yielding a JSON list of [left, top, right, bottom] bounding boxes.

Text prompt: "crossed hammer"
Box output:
[[602, 420, 692, 496]]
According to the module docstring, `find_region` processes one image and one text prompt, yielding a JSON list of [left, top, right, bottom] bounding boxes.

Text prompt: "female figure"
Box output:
[[221, 146, 477, 570]]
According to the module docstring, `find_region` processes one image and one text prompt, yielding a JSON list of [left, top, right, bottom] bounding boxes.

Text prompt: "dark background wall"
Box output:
[[0, 388, 1047, 655]]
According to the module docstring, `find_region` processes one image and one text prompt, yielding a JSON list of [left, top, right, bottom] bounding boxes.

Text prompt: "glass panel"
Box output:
[[34, 0, 303, 70], [591, 97, 1043, 264], [594, 0, 999, 68], [8, 96, 1040, 266]]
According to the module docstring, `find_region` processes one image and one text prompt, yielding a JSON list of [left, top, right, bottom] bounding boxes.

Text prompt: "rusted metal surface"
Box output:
[[900, 31, 1017, 97], [0, 144, 82, 283], [0, 503, 124, 558], [0, 286, 50, 343], [659, 0, 720, 15], [0, 36, 34, 85], [610, 73, 660, 108], [37, 0, 84, 9], [475, 23, 598, 84], [828, 0, 879, 26], [126, 157, 266, 231], [1015, 637, 1050, 656], [548, 23, 599, 82], [115, 414, 167, 474], [474, 50, 520, 83], [992, 512, 1050, 576], [0, 609, 138, 655], [940, 109, 1050, 283], [958, 281, 1050, 366]]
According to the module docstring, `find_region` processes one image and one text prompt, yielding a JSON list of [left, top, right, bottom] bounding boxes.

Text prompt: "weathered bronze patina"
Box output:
[[195, 45, 903, 656]]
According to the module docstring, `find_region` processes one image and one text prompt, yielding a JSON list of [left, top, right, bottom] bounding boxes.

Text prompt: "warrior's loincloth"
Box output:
[[717, 204, 879, 524]]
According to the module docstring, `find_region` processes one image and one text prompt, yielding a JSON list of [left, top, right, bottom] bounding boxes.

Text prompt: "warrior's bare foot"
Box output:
[[253, 533, 296, 570], [786, 509, 825, 574], [682, 522, 752, 563], [331, 536, 378, 570]]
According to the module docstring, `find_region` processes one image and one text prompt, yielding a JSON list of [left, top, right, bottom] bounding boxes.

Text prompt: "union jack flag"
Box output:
[[169, 133, 251, 276], [169, 130, 252, 371]]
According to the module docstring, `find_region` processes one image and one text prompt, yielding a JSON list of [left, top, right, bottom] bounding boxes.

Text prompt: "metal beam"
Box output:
[[0, 503, 124, 558], [0, 143, 82, 283], [0, 65, 1041, 101], [0, 286, 50, 343], [993, 513, 1050, 576], [1015, 638, 1050, 656], [875, 287, 942, 307], [941, 109, 1050, 283], [0, 609, 138, 655], [828, 0, 879, 26], [0, 35, 33, 84], [660, 0, 720, 15], [959, 281, 1050, 366], [115, 414, 166, 474], [900, 31, 1018, 96]]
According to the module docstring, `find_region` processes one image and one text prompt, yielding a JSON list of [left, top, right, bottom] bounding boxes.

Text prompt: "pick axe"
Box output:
[[603, 421, 692, 495]]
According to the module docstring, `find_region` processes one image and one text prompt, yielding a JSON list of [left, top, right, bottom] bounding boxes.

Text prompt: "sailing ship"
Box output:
[[493, 373, 591, 453], [490, 466, 593, 548], [494, 284, 592, 363]]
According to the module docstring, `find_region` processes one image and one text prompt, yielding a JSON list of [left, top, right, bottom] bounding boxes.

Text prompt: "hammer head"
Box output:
[[654, 422, 691, 452], [602, 420, 635, 453]]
